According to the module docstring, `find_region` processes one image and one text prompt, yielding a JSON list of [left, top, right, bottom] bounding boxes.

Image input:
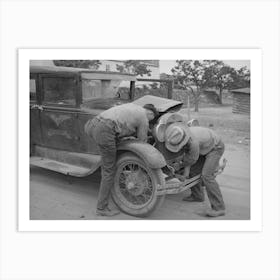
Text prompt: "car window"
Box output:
[[30, 79, 36, 101], [81, 79, 127, 101], [82, 79, 102, 101], [81, 79, 131, 109], [42, 77, 76, 106]]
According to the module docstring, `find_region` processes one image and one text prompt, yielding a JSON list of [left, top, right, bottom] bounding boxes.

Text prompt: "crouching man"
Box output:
[[165, 124, 226, 217], [85, 103, 158, 217]]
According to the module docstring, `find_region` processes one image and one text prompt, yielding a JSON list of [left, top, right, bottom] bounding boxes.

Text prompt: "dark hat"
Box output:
[[143, 103, 159, 117]]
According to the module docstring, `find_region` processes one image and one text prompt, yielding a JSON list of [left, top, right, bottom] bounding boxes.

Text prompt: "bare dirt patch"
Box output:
[[180, 105, 250, 149]]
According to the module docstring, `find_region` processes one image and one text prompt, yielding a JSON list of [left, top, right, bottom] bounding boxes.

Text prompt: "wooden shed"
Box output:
[[231, 88, 250, 115]]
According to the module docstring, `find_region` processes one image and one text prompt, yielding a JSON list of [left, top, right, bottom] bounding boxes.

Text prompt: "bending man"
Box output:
[[85, 103, 158, 217], [165, 124, 226, 217]]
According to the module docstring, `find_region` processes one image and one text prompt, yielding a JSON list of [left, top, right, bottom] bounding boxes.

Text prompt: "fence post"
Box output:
[[187, 91, 191, 120], [130, 81, 135, 100], [167, 80, 173, 99]]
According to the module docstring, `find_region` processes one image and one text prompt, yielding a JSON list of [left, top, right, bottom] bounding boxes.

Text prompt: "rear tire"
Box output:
[[111, 153, 165, 217]]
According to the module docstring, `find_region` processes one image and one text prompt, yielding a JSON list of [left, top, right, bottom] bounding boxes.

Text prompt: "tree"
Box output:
[[53, 60, 101, 69], [116, 60, 152, 77], [233, 66, 250, 88], [150, 82, 158, 89], [203, 60, 235, 104], [202, 61, 251, 104], [171, 60, 206, 112]]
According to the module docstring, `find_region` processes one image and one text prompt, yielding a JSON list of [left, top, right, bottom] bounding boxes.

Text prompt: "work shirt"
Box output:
[[183, 127, 222, 166], [99, 103, 149, 142]]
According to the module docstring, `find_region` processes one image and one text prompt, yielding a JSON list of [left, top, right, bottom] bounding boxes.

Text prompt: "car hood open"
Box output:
[[132, 95, 183, 113]]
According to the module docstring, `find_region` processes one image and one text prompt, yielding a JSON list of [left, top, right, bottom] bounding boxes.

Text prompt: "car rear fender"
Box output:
[[117, 141, 166, 169]]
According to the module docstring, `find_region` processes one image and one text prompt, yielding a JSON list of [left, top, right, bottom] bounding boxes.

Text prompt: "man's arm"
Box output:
[[183, 137, 200, 167], [182, 139, 200, 178], [136, 118, 149, 142], [183, 165, 191, 178]]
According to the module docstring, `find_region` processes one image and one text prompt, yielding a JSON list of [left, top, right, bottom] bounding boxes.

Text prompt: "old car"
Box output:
[[30, 65, 202, 217]]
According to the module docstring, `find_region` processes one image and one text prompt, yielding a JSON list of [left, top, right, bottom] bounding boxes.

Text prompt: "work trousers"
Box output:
[[86, 117, 117, 210], [189, 141, 225, 211]]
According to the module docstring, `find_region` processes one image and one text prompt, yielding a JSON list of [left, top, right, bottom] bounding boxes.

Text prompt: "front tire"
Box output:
[[111, 153, 165, 217]]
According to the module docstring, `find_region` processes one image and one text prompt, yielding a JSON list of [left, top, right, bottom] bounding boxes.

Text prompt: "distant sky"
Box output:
[[160, 60, 250, 74]]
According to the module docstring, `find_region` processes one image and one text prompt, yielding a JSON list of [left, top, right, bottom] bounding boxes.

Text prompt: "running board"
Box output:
[[30, 157, 92, 177], [30, 145, 102, 177]]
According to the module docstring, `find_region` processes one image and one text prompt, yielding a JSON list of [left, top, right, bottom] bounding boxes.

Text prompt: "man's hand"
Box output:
[[183, 166, 190, 179], [214, 158, 227, 176]]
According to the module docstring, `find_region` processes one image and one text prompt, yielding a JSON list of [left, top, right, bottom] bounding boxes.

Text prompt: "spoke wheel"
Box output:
[[112, 153, 165, 217]]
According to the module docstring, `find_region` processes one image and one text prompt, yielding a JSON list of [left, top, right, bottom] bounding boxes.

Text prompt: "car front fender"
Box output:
[[117, 140, 166, 169]]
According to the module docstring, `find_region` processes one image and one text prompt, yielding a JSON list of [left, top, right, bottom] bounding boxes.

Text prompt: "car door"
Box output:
[[39, 73, 80, 152], [75, 78, 101, 155], [30, 73, 43, 155], [76, 77, 134, 155]]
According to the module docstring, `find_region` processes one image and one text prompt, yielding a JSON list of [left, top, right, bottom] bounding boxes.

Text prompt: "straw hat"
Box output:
[[154, 113, 185, 142], [165, 123, 190, 153]]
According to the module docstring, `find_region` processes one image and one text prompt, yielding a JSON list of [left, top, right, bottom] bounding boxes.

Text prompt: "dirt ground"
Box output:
[[181, 104, 250, 147], [30, 106, 250, 220]]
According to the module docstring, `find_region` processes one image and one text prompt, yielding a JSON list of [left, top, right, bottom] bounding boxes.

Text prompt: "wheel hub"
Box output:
[[125, 171, 146, 196], [118, 163, 153, 206]]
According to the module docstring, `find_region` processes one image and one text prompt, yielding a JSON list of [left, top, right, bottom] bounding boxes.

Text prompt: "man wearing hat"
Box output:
[[164, 124, 226, 217], [85, 103, 158, 216]]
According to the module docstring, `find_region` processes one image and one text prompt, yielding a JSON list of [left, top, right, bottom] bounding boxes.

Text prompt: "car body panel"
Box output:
[[132, 95, 183, 113], [117, 140, 166, 169], [40, 107, 80, 152], [31, 139, 167, 176], [30, 105, 43, 152], [30, 65, 137, 81], [30, 65, 171, 177]]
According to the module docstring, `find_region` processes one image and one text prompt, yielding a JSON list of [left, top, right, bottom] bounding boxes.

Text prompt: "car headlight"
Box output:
[[153, 123, 166, 142]]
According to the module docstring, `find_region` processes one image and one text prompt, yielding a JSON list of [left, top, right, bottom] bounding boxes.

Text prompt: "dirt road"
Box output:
[[30, 142, 250, 220]]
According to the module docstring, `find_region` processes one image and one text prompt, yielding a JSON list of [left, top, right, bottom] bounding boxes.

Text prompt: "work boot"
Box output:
[[182, 195, 204, 202], [205, 209, 225, 217], [96, 206, 120, 217]]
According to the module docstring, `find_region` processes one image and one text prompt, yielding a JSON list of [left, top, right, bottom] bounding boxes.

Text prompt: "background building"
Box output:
[[231, 87, 250, 115], [98, 60, 160, 79]]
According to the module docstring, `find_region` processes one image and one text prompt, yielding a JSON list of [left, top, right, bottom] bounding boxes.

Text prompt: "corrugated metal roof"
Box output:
[[230, 87, 250, 94]]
